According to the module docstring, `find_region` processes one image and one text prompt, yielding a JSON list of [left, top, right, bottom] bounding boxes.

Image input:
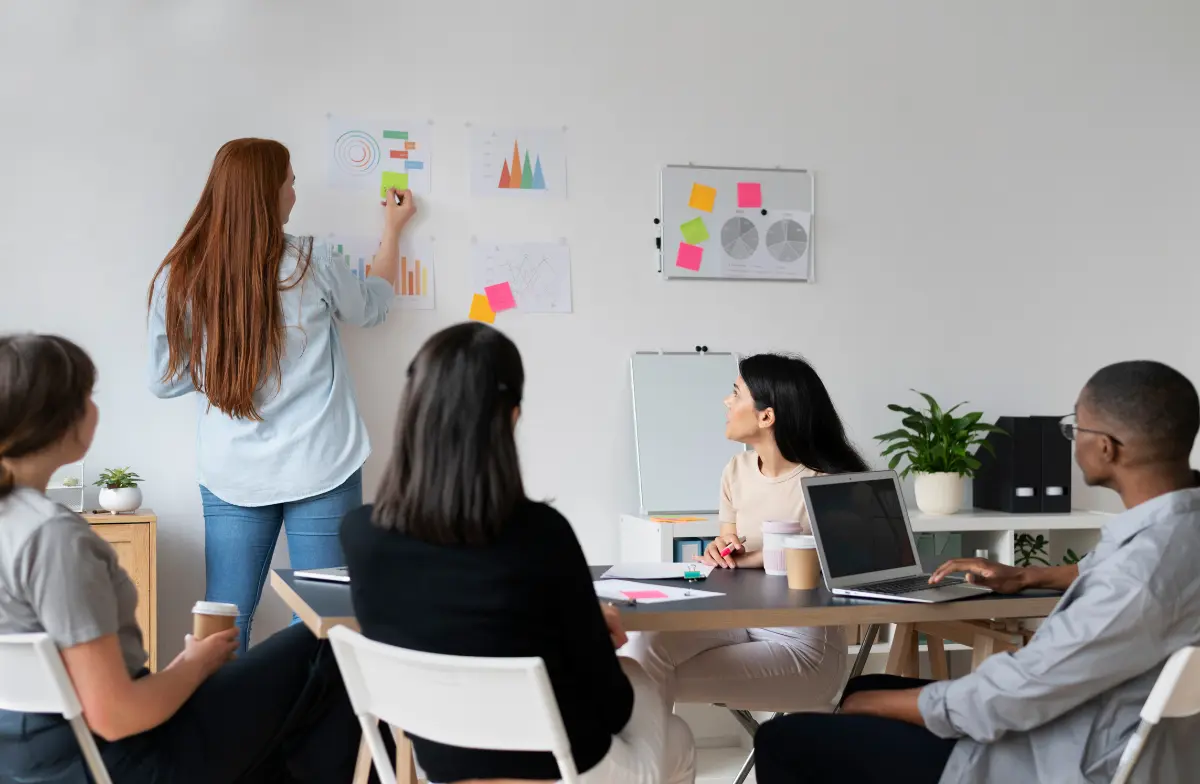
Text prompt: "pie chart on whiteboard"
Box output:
[[720, 217, 759, 260], [766, 219, 808, 263]]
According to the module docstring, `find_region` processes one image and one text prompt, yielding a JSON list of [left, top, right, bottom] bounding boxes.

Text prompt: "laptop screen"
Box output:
[[806, 477, 917, 578]]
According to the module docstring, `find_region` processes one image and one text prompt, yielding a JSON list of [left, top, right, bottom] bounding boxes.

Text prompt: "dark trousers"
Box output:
[[0, 625, 362, 783], [754, 675, 957, 784]]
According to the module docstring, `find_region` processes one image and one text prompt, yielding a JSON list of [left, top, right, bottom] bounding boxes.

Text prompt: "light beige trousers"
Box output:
[[624, 626, 847, 712]]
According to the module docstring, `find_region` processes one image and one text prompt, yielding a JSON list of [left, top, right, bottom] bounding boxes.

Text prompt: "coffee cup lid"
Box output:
[[762, 520, 806, 534], [192, 601, 239, 616], [783, 535, 816, 549]]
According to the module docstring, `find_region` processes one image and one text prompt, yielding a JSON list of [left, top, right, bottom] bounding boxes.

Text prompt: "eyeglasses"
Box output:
[[1058, 414, 1123, 445]]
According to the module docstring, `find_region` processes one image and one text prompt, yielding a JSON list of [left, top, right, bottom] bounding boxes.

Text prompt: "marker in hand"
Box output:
[[720, 536, 747, 558]]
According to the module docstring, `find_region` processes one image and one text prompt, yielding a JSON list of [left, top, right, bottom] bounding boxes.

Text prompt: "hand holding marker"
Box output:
[[720, 536, 748, 558]]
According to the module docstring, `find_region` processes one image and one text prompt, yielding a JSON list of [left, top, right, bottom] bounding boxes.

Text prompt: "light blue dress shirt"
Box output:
[[919, 479, 1200, 783], [147, 236, 393, 507]]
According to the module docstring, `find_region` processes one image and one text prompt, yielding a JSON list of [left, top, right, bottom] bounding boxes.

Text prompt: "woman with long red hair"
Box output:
[[147, 138, 414, 652]]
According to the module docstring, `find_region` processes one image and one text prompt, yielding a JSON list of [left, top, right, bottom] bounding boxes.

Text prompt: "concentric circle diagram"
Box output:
[[765, 218, 808, 263], [333, 131, 381, 175], [720, 217, 759, 260]]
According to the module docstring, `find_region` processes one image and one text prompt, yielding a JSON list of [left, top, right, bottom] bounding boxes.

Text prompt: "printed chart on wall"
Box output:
[[469, 127, 567, 199], [328, 234, 436, 311], [326, 115, 432, 197], [660, 165, 814, 281], [467, 242, 572, 321]]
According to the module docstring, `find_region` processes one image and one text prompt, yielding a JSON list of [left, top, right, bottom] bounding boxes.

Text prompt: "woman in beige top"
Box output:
[[626, 353, 868, 713]]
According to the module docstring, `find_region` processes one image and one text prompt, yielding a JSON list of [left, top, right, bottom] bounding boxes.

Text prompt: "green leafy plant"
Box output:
[[874, 391, 1006, 478], [61, 477, 80, 487], [93, 467, 143, 490], [1061, 548, 1084, 566], [1015, 533, 1051, 567]]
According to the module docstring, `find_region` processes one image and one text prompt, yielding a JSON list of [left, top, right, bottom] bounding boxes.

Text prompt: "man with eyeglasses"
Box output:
[[753, 360, 1200, 784]]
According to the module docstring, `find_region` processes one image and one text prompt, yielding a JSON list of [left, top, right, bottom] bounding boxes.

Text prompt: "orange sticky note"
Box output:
[[468, 293, 495, 324], [688, 183, 716, 213]]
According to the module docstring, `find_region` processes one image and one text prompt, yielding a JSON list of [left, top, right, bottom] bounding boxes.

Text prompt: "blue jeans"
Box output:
[[200, 470, 362, 653]]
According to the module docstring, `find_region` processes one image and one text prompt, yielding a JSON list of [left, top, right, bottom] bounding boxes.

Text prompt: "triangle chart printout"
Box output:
[[470, 126, 567, 199]]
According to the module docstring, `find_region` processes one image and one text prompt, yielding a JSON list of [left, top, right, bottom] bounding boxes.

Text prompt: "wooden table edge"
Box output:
[[268, 571, 360, 639]]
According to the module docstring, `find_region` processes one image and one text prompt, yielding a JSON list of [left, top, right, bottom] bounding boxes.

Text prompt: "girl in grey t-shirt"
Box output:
[[0, 333, 360, 782]]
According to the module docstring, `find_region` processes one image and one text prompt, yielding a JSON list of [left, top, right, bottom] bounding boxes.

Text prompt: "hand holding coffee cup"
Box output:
[[783, 535, 821, 590]]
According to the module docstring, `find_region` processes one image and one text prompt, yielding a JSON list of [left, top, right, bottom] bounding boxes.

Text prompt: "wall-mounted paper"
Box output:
[[468, 293, 496, 324], [327, 115, 432, 195], [680, 217, 709, 245], [688, 183, 717, 212], [737, 182, 762, 208], [469, 242, 573, 313], [329, 233, 436, 311], [676, 242, 703, 271], [470, 127, 568, 199], [484, 281, 517, 313]]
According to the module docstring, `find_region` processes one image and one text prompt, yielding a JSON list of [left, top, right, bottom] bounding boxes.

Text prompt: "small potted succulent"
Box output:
[[94, 467, 144, 514], [875, 391, 1005, 515]]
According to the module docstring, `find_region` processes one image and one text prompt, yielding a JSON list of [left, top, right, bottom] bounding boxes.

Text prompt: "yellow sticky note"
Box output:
[[380, 171, 409, 198], [688, 183, 717, 213], [468, 293, 496, 324]]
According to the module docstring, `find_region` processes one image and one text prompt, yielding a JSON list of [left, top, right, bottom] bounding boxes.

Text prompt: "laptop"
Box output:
[[294, 566, 350, 583], [802, 471, 992, 603]]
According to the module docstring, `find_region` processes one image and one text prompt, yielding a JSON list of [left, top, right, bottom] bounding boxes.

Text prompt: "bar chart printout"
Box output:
[[329, 234, 435, 311]]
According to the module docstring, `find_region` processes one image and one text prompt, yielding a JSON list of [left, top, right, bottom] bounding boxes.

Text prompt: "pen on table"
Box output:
[[719, 535, 748, 558], [605, 596, 637, 607]]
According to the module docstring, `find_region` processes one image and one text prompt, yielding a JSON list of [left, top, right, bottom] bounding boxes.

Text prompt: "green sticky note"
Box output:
[[680, 217, 709, 245], [380, 172, 409, 197]]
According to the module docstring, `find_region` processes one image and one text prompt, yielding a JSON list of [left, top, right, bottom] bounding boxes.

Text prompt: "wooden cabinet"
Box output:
[[85, 510, 157, 671]]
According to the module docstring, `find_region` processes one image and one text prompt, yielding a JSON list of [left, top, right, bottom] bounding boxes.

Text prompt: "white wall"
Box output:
[[2, 0, 1197, 657]]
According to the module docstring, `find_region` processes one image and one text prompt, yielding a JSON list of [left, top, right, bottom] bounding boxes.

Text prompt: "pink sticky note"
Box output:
[[675, 242, 703, 271], [484, 282, 517, 312], [737, 182, 763, 208], [622, 590, 668, 600]]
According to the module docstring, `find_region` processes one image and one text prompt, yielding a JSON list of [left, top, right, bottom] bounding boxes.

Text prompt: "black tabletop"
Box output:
[[275, 567, 1061, 634]]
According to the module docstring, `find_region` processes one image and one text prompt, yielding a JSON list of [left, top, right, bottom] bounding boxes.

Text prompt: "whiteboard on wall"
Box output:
[[659, 165, 815, 281], [630, 351, 745, 514]]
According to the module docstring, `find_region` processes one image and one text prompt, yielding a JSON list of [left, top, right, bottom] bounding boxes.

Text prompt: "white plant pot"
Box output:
[[98, 487, 142, 514], [913, 472, 964, 515]]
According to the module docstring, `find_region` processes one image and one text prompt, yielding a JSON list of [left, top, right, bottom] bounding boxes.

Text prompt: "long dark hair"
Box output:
[[0, 334, 96, 498], [372, 323, 527, 545], [739, 353, 868, 474]]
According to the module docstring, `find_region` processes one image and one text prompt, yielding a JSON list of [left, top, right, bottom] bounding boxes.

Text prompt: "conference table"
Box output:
[[270, 567, 1061, 784]]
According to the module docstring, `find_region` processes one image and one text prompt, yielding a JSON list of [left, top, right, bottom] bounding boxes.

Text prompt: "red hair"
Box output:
[[148, 138, 309, 420]]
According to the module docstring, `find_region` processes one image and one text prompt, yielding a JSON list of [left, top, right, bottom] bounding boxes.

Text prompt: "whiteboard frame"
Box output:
[[630, 349, 746, 514], [658, 164, 816, 283]]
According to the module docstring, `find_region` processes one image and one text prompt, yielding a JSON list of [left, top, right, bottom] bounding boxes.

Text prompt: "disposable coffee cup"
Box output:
[[192, 601, 239, 640], [783, 535, 821, 590]]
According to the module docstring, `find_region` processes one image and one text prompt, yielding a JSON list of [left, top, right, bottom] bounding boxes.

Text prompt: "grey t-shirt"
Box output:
[[0, 487, 146, 674]]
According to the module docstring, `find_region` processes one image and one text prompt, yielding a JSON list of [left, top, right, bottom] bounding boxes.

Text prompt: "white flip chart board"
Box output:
[[630, 351, 744, 514]]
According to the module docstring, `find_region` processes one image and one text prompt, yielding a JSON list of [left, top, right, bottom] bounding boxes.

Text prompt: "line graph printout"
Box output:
[[468, 242, 572, 314]]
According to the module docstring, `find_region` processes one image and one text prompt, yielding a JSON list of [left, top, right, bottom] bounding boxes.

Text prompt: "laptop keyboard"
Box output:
[[859, 575, 966, 595]]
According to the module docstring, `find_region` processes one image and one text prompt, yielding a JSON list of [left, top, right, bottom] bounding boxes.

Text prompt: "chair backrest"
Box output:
[[1142, 646, 1200, 723], [0, 633, 83, 717], [328, 626, 578, 777]]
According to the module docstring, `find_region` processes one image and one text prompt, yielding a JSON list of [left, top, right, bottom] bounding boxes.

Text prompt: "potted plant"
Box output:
[[94, 467, 144, 514], [875, 391, 1005, 515]]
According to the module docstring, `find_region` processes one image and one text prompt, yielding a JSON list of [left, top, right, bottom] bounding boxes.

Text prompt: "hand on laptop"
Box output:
[[929, 558, 1027, 594]]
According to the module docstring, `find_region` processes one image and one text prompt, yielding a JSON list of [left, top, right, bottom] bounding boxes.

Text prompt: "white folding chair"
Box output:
[[328, 625, 579, 784], [0, 633, 113, 784], [1111, 646, 1200, 784]]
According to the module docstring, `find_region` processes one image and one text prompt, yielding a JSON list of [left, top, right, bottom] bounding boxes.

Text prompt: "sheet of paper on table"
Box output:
[[593, 580, 724, 605], [599, 562, 715, 580]]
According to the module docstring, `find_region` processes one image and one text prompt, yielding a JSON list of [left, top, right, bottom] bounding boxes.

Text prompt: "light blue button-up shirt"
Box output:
[[147, 236, 393, 507], [919, 478, 1200, 783]]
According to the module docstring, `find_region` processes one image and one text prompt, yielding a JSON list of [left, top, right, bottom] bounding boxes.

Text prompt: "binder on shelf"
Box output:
[[672, 538, 705, 563], [973, 416, 1072, 514]]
